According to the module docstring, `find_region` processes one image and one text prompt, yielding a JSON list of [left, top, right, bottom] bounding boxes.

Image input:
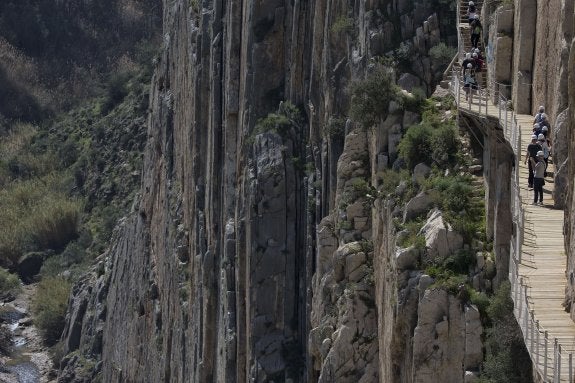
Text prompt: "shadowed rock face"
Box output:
[[58, 0, 460, 382]]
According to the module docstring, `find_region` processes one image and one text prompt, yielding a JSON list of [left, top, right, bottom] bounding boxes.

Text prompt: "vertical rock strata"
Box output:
[[56, 0, 478, 382]]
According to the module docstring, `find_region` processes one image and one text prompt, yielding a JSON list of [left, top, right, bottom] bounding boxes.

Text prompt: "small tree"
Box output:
[[350, 68, 398, 128]]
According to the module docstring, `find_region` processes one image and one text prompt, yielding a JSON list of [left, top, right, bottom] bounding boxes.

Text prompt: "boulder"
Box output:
[[398, 73, 421, 92], [403, 191, 434, 222], [395, 246, 420, 270], [17, 251, 51, 282], [412, 162, 431, 184], [419, 209, 463, 261], [464, 306, 483, 368]]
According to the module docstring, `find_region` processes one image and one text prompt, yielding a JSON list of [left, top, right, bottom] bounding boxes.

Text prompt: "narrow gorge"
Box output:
[[0, 0, 574, 382], [57, 0, 575, 382]]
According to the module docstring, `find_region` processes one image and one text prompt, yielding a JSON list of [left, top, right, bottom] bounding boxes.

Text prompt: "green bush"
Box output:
[[429, 43, 457, 69], [398, 119, 459, 170], [397, 124, 434, 169], [350, 68, 399, 128], [0, 177, 82, 265], [250, 101, 302, 143], [479, 281, 533, 382], [425, 267, 467, 294], [331, 16, 354, 35], [425, 174, 485, 243], [33, 276, 72, 345], [0, 267, 21, 299]]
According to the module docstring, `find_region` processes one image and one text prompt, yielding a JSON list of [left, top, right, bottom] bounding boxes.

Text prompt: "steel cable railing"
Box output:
[[449, 38, 574, 381]]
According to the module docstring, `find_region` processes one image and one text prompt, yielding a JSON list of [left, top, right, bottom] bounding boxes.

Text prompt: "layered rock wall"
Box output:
[[58, 0, 461, 382]]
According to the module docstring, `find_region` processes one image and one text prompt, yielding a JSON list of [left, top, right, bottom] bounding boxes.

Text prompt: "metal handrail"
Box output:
[[449, 18, 572, 378]]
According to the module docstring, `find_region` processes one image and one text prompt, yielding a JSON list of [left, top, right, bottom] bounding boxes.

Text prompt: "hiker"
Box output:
[[473, 48, 484, 61], [524, 134, 541, 189], [540, 113, 551, 130], [463, 63, 477, 101], [470, 17, 482, 48], [532, 123, 542, 137], [468, 1, 477, 23], [534, 106, 545, 124], [541, 125, 552, 147], [462, 53, 474, 76], [538, 134, 550, 177], [472, 52, 483, 71], [530, 151, 545, 205]]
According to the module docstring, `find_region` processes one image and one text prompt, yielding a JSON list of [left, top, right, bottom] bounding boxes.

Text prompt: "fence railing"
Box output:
[[450, 55, 573, 382]]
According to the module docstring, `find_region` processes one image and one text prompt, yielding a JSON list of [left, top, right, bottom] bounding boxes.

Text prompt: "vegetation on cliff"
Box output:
[[0, 0, 160, 356]]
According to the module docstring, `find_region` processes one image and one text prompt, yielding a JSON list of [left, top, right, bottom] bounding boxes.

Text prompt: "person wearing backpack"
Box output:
[[463, 63, 477, 101], [524, 134, 542, 189], [470, 17, 482, 48], [538, 134, 550, 177], [467, 1, 477, 24], [534, 106, 545, 124], [530, 151, 546, 205]]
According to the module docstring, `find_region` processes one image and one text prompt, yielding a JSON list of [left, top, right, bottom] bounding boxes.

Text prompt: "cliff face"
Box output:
[[58, 0, 462, 382]]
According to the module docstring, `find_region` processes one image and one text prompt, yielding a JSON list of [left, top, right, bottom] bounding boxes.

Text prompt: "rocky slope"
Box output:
[[54, 0, 529, 382]]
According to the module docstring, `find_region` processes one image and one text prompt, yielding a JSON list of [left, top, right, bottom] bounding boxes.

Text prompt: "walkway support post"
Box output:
[[536, 320, 540, 367], [544, 331, 548, 379], [523, 285, 528, 335], [530, 310, 535, 353], [569, 353, 573, 382]]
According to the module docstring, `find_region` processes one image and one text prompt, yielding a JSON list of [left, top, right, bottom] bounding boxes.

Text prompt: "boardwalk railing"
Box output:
[[450, 55, 573, 382]]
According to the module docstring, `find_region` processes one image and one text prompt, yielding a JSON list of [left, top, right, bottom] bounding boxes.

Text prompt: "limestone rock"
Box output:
[[395, 246, 420, 270], [412, 289, 483, 382], [17, 251, 51, 282], [419, 209, 463, 261], [398, 73, 421, 92], [403, 191, 434, 222], [412, 162, 431, 183]]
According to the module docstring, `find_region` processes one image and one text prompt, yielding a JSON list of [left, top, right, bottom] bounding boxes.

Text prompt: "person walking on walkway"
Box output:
[[540, 113, 551, 130], [470, 17, 482, 48], [524, 134, 541, 189], [538, 134, 550, 177], [530, 151, 545, 205], [467, 1, 477, 23], [463, 63, 477, 101], [534, 106, 545, 124]]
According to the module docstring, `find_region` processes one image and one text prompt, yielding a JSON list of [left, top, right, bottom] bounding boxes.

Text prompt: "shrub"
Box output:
[[250, 101, 302, 143], [397, 123, 433, 169], [33, 276, 72, 345], [0, 177, 82, 265], [479, 281, 533, 382], [426, 174, 485, 243], [350, 68, 399, 128], [429, 43, 457, 69], [331, 16, 354, 35], [28, 197, 81, 251], [0, 267, 21, 299]]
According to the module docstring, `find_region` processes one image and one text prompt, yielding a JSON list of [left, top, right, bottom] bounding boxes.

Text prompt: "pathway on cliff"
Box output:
[[452, 1, 575, 381]]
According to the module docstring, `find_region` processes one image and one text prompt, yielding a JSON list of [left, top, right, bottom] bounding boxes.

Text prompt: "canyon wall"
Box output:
[[55, 0, 513, 382]]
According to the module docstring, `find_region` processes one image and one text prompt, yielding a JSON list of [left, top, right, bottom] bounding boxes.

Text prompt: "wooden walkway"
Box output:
[[453, 1, 574, 380]]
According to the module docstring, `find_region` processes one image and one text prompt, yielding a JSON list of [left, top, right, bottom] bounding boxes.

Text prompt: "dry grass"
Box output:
[[0, 176, 82, 266]]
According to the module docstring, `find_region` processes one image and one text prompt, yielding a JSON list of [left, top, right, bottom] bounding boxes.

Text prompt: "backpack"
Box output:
[[534, 113, 543, 123]]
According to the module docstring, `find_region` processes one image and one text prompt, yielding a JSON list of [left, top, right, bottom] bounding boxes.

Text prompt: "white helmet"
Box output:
[[537, 151, 544, 157], [538, 134, 545, 141], [467, 63, 473, 68], [469, 1, 474, 5], [531, 134, 538, 140], [542, 126, 548, 132], [539, 105, 545, 113]]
